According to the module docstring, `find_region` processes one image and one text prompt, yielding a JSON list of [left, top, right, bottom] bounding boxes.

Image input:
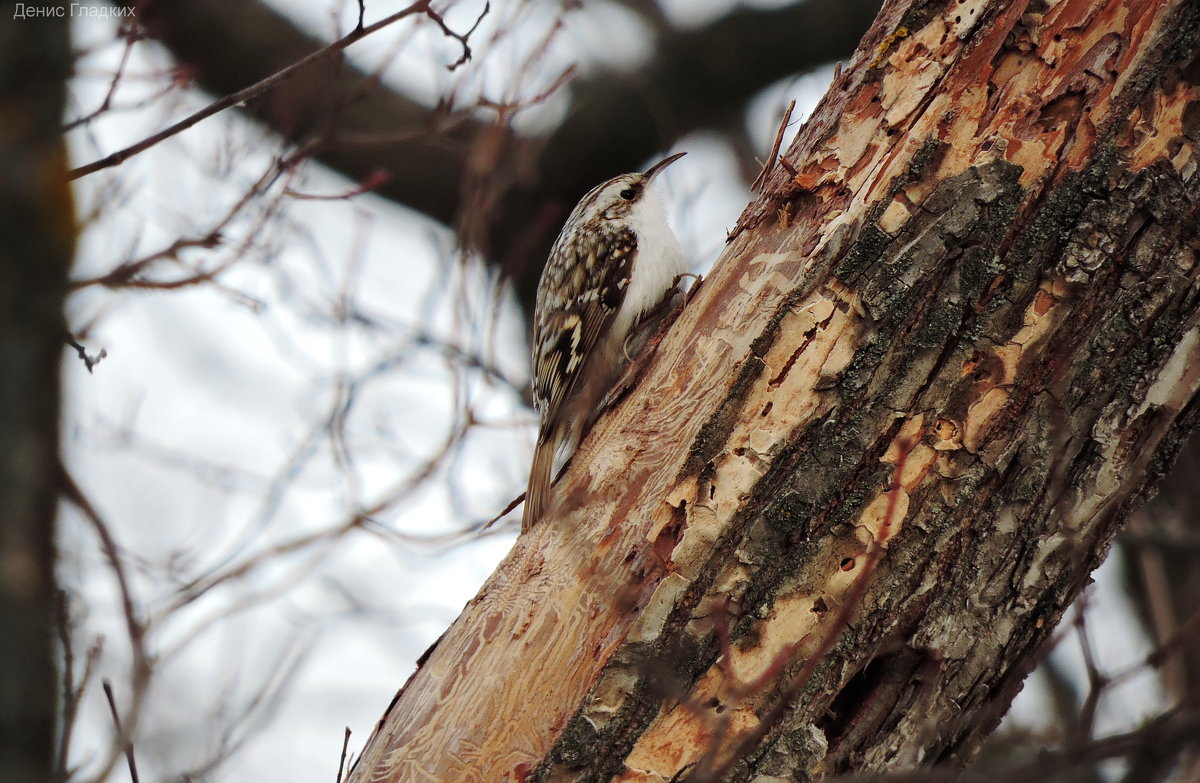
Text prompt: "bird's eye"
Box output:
[[619, 188, 636, 200]]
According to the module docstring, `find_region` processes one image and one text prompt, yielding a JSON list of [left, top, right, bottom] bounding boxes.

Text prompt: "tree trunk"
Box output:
[[347, 0, 1200, 780], [0, 12, 73, 783]]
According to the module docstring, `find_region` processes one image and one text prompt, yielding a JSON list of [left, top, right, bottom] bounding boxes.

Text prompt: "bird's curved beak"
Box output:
[[643, 151, 687, 180]]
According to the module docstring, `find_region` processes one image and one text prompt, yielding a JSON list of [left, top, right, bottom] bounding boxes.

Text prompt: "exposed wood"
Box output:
[[347, 0, 1200, 780]]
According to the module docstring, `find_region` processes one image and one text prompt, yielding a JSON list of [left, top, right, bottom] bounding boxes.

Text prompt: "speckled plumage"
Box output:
[[523, 153, 687, 532]]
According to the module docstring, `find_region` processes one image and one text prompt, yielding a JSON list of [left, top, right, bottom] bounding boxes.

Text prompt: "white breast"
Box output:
[[612, 189, 686, 341]]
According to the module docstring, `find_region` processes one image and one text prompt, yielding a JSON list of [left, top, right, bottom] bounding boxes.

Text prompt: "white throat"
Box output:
[[613, 188, 686, 338]]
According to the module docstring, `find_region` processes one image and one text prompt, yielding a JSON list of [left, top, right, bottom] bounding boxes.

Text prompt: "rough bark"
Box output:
[[0, 11, 74, 783], [347, 0, 1200, 781], [112, 0, 882, 316]]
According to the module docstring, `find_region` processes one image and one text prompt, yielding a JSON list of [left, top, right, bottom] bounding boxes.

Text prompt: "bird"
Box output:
[[522, 152, 688, 532]]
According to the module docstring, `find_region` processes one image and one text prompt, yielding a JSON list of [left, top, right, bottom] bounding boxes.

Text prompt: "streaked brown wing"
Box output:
[[532, 225, 636, 430]]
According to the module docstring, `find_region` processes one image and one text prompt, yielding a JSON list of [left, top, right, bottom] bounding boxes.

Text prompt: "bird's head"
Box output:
[[570, 152, 687, 224]]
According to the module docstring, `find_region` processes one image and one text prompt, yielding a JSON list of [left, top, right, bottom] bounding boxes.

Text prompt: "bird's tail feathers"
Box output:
[[522, 437, 556, 533]]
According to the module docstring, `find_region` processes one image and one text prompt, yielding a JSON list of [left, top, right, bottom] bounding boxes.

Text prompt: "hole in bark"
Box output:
[[818, 650, 923, 764], [819, 656, 885, 744], [840, 557, 856, 571], [812, 596, 828, 614], [1040, 91, 1082, 128], [761, 402, 773, 417]]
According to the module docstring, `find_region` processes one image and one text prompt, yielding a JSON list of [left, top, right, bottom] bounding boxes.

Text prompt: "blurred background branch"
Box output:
[[109, 0, 883, 315]]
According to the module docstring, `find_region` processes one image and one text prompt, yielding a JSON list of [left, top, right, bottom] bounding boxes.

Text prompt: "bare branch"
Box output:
[[751, 99, 795, 193], [68, 1, 484, 180], [64, 332, 107, 373], [102, 679, 141, 783], [60, 470, 152, 783]]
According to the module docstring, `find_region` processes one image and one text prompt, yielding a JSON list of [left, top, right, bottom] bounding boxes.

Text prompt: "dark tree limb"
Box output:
[[0, 10, 74, 783], [69, 1, 454, 180]]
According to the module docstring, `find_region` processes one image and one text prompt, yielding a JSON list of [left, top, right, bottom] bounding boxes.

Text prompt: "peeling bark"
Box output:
[[347, 0, 1200, 781]]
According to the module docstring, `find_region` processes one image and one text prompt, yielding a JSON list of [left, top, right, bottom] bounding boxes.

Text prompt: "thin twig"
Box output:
[[68, 0, 483, 179], [337, 727, 353, 783], [482, 490, 525, 530], [60, 468, 152, 783], [1073, 599, 1105, 744], [63, 25, 143, 132], [65, 332, 108, 373], [102, 679, 141, 783], [752, 99, 795, 193], [425, 1, 490, 71], [283, 169, 392, 200], [71, 153, 294, 290], [478, 64, 577, 115]]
